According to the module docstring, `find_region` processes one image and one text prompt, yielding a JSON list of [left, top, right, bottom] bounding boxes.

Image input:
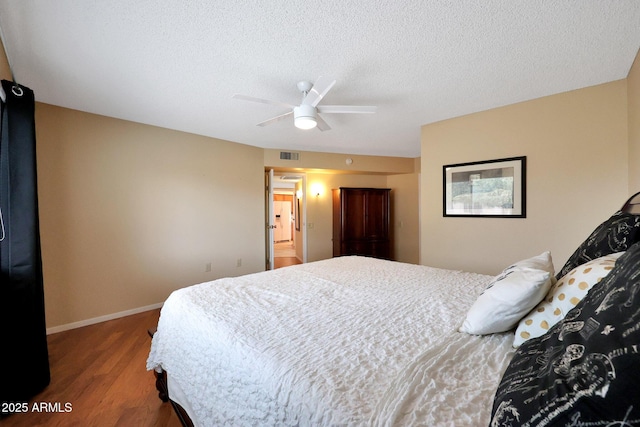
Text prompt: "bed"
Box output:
[[147, 191, 640, 427]]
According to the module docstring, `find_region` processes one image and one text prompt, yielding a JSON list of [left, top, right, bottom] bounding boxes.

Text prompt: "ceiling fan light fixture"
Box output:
[[295, 117, 317, 130], [294, 105, 317, 130], [234, 77, 376, 132]]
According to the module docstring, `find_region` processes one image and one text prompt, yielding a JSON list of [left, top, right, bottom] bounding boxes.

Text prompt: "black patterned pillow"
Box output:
[[556, 210, 640, 279], [489, 242, 640, 427]]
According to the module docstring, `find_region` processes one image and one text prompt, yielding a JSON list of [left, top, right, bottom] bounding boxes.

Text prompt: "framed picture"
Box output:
[[443, 156, 526, 218]]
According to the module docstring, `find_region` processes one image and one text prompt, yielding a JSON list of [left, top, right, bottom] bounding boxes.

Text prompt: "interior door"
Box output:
[[272, 200, 284, 242], [265, 169, 275, 270], [279, 201, 292, 241]]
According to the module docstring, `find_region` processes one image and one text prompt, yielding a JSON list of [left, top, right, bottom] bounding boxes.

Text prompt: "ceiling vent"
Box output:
[[279, 151, 300, 161]]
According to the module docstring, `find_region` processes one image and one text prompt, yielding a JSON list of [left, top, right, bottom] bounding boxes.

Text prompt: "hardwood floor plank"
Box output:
[[1, 309, 181, 427], [274, 256, 302, 269]]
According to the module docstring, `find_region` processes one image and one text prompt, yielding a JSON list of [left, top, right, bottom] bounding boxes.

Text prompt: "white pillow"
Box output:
[[509, 251, 556, 283], [512, 252, 623, 347], [459, 252, 555, 335]]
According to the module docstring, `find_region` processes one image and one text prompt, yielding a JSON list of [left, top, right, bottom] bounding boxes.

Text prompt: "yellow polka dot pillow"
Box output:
[[513, 252, 623, 347]]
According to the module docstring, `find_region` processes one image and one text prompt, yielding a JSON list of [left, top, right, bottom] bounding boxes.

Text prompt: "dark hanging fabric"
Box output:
[[0, 79, 50, 407]]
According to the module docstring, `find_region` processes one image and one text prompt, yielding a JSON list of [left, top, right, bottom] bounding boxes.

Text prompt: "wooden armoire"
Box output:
[[332, 187, 391, 259]]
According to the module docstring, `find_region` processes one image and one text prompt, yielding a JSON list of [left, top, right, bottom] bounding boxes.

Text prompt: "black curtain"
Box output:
[[0, 79, 50, 406]]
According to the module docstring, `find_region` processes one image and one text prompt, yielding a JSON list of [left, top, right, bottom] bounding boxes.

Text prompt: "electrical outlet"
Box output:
[[205, 262, 212, 272]]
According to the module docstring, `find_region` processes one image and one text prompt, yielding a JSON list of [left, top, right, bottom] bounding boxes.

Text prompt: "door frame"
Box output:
[[266, 169, 275, 270]]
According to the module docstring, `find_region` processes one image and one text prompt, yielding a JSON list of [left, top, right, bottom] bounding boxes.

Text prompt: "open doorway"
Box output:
[[273, 190, 297, 267], [269, 173, 306, 269]]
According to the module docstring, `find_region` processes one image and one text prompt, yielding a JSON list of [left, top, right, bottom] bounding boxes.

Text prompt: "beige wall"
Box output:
[[629, 48, 640, 193], [387, 172, 420, 264], [36, 104, 265, 328], [264, 149, 415, 174], [0, 38, 10, 79], [421, 81, 629, 275]]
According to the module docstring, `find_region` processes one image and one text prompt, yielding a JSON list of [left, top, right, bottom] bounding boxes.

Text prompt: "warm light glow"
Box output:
[[310, 183, 323, 197], [295, 117, 317, 130]]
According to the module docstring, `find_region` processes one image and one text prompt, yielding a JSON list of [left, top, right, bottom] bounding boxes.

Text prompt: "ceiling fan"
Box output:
[[232, 77, 376, 131]]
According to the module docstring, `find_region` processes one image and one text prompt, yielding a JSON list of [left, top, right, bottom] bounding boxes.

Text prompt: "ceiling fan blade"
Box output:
[[317, 105, 377, 114], [256, 111, 293, 127], [302, 76, 336, 107], [232, 94, 294, 109], [315, 115, 331, 131]]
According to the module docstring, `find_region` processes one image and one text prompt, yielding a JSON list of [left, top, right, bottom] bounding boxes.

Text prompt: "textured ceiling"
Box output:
[[1, 1, 639, 158]]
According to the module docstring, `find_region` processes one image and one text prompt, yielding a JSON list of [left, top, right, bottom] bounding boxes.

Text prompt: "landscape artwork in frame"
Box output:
[[443, 156, 526, 218]]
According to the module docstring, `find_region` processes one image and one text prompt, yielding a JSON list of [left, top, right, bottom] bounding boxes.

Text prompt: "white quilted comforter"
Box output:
[[147, 256, 515, 426]]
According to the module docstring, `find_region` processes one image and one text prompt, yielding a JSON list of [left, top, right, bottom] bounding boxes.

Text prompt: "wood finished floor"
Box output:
[[274, 240, 302, 269], [274, 256, 302, 269], [2, 309, 181, 427], [4, 257, 302, 426]]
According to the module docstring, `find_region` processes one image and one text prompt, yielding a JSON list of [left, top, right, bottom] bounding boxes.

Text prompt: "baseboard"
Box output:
[[46, 302, 164, 335]]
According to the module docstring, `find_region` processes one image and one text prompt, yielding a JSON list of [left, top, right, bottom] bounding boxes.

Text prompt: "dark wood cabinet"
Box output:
[[332, 187, 391, 259]]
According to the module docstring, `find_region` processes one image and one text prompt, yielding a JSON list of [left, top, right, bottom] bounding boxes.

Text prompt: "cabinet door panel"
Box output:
[[364, 190, 389, 239], [342, 241, 366, 256], [333, 188, 391, 259], [342, 190, 366, 240]]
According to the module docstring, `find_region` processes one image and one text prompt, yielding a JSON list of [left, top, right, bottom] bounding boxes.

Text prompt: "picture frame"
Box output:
[[443, 156, 526, 218]]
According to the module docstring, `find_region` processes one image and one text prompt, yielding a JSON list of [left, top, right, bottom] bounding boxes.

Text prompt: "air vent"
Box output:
[[279, 151, 300, 161]]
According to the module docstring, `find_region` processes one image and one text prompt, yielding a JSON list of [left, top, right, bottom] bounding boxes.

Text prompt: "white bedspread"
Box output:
[[147, 256, 515, 426]]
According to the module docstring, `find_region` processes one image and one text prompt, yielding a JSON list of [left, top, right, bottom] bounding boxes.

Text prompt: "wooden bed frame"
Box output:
[[148, 190, 640, 427], [622, 190, 640, 214], [153, 368, 194, 427], [148, 329, 194, 427]]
